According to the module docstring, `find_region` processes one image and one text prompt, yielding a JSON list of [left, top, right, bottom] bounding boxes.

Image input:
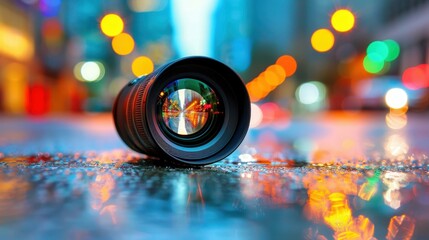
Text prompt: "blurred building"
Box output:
[[0, 1, 34, 114], [379, 0, 429, 70], [374, 0, 429, 109]]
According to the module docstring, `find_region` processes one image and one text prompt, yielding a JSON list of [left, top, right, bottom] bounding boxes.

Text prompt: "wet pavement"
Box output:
[[1, 112, 429, 239]]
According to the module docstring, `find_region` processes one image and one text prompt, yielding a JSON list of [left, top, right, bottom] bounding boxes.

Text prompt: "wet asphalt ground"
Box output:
[[1, 112, 429, 239]]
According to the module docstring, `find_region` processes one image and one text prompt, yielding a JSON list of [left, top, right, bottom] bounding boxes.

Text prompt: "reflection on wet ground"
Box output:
[[0, 113, 429, 239]]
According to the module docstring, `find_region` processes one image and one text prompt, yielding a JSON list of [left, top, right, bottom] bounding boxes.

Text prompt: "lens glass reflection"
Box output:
[[159, 79, 222, 136]]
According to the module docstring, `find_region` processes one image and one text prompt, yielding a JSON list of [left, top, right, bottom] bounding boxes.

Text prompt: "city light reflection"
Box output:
[[387, 215, 415, 240], [385, 112, 407, 130], [0, 174, 29, 222], [303, 172, 378, 239], [382, 172, 408, 209], [89, 172, 120, 224], [384, 134, 409, 158]]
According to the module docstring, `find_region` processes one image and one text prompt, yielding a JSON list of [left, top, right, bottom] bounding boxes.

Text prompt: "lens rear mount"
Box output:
[[113, 56, 250, 166]]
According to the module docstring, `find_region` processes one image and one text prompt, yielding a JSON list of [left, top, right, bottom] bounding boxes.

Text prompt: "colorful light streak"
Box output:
[[246, 55, 297, 102]]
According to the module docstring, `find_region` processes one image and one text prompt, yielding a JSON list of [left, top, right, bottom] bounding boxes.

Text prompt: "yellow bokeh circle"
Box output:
[[311, 28, 335, 52], [132, 56, 154, 77], [100, 14, 124, 37], [111, 33, 135, 55], [331, 9, 355, 33]]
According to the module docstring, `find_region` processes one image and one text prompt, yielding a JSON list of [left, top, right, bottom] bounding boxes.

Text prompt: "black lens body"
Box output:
[[113, 56, 250, 166]]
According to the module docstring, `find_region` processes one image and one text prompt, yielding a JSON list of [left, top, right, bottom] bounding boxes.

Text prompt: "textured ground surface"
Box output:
[[1, 112, 428, 239]]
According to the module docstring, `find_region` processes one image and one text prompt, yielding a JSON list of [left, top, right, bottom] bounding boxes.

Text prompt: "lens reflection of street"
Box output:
[[1, 112, 429, 239], [162, 111, 208, 136], [162, 89, 212, 135]]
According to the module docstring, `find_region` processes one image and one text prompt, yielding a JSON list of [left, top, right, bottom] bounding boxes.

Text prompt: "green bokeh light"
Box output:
[[367, 41, 389, 60], [363, 53, 385, 74], [384, 39, 400, 62]]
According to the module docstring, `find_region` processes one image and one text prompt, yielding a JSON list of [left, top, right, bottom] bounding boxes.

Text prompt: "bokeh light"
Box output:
[[264, 65, 285, 86], [246, 59, 291, 102], [41, 18, 63, 42], [249, 103, 263, 128], [79, 61, 105, 82], [260, 102, 280, 123], [100, 14, 124, 37], [131, 56, 154, 77], [275, 55, 297, 77], [363, 39, 400, 74], [73, 62, 85, 81], [402, 64, 429, 90], [363, 54, 385, 74], [0, 23, 34, 61], [384, 40, 400, 62], [296, 81, 327, 105], [367, 41, 388, 60], [331, 9, 355, 33], [255, 74, 275, 93], [298, 83, 319, 105], [2, 63, 27, 113], [111, 33, 135, 55], [247, 79, 269, 102], [39, 0, 61, 17], [385, 88, 408, 109], [311, 29, 335, 52], [81, 62, 101, 82], [259, 70, 277, 88], [26, 83, 49, 115]]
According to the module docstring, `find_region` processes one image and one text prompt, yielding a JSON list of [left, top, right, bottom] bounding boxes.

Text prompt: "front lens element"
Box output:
[[159, 79, 222, 136]]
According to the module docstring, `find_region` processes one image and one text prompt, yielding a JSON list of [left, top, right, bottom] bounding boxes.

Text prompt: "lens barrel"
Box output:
[[113, 56, 250, 166]]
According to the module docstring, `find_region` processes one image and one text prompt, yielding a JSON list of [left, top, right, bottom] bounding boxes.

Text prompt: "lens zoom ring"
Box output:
[[133, 77, 157, 155], [124, 84, 147, 153], [114, 86, 142, 153]]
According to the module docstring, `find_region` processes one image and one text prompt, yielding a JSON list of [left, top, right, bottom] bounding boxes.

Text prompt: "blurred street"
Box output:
[[1, 113, 429, 239]]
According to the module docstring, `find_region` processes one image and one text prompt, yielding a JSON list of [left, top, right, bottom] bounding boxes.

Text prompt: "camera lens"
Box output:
[[113, 56, 250, 166]]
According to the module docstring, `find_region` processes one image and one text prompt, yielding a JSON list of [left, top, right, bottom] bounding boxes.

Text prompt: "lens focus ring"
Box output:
[[113, 56, 250, 166]]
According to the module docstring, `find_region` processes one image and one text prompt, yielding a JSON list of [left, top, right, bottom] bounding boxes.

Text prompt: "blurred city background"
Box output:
[[1, 0, 429, 125], [2, 2, 429, 238]]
